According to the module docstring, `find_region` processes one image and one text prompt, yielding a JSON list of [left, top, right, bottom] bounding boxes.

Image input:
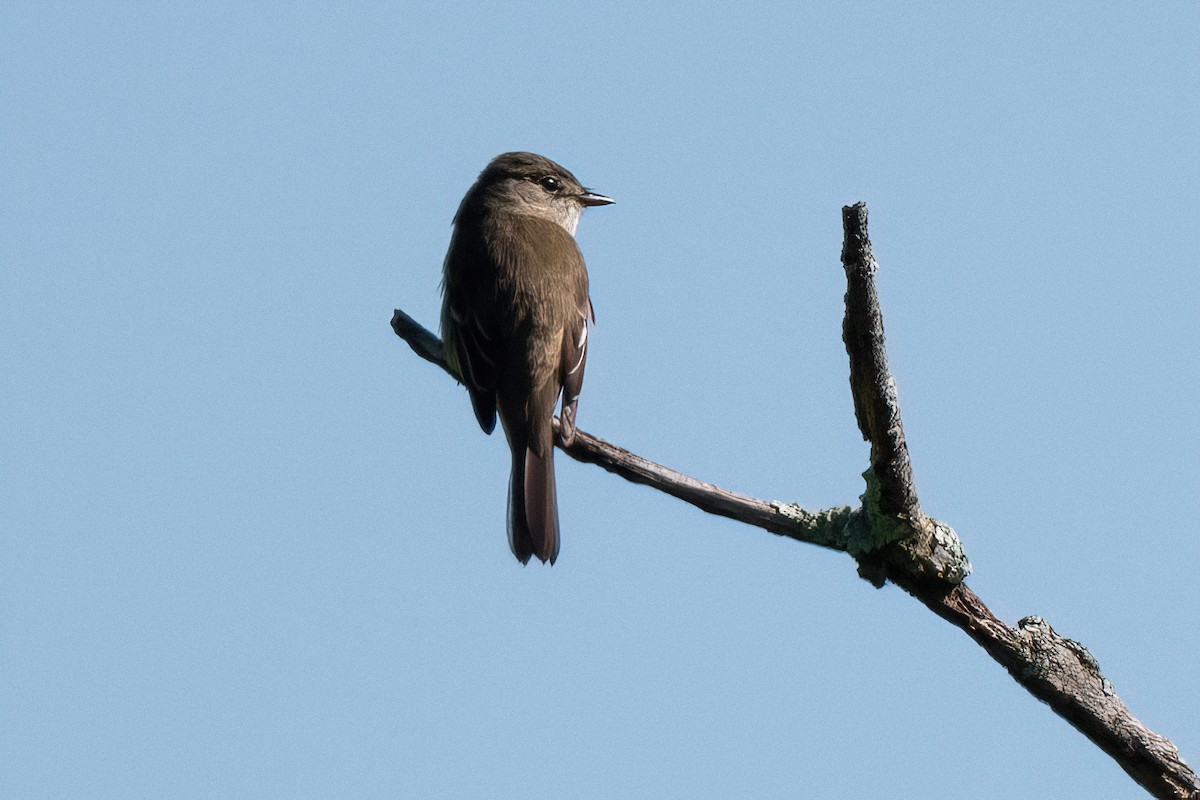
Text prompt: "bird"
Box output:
[[440, 152, 613, 565]]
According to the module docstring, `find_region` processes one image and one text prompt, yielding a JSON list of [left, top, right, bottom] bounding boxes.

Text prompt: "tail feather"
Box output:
[[507, 444, 560, 565], [506, 465, 534, 565]]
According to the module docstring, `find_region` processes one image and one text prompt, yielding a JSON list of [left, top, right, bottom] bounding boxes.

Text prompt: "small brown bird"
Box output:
[[440, 152, 613, 565]]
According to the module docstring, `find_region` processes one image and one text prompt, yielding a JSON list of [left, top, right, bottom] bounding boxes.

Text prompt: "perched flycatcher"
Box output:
[[440, 152, 613, 565]]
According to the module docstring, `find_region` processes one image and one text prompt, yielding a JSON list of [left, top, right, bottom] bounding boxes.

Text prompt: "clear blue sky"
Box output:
[[3, 4, 1198, 798]]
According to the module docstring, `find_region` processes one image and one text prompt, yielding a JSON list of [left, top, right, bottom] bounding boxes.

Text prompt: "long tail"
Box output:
[[507, 442, 560, 565]]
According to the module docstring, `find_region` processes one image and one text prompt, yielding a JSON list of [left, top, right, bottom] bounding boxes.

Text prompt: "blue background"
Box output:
[[3, 4, 1197, 798]]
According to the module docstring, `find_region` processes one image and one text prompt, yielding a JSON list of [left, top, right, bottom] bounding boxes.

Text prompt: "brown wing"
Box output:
[[557, 302, 590, 446], [441, 226, 504, 435]]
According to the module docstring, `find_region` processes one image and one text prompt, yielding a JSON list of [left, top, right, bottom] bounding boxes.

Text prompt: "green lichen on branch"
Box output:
[[769, 501, 859, 550], [846, 467, 972, 585], [849, 467, 912, 556]]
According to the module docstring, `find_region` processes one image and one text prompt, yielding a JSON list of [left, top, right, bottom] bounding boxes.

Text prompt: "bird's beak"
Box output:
[[578, 190, 614, 207]]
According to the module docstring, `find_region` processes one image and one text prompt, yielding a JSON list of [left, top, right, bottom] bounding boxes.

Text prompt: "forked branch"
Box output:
[[391, 203, 1196, 799]]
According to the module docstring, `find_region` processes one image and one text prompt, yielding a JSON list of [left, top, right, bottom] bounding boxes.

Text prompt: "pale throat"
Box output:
[[558, 204, 582, 237], [525, 201, 582, 237], [530, 200, 580, 237]]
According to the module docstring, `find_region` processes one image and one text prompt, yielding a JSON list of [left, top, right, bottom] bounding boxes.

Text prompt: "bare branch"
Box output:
[[556, 426, 859, 552], [840, 202, 970, 585], [390, 204, 1198, 798], [391, 308, 449, 371], [841, 202, 923, 522], [890, 572, 1198, 799]]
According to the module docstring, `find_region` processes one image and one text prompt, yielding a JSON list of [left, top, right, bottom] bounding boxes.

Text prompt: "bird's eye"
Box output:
[[537, 175, 561, 192]]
